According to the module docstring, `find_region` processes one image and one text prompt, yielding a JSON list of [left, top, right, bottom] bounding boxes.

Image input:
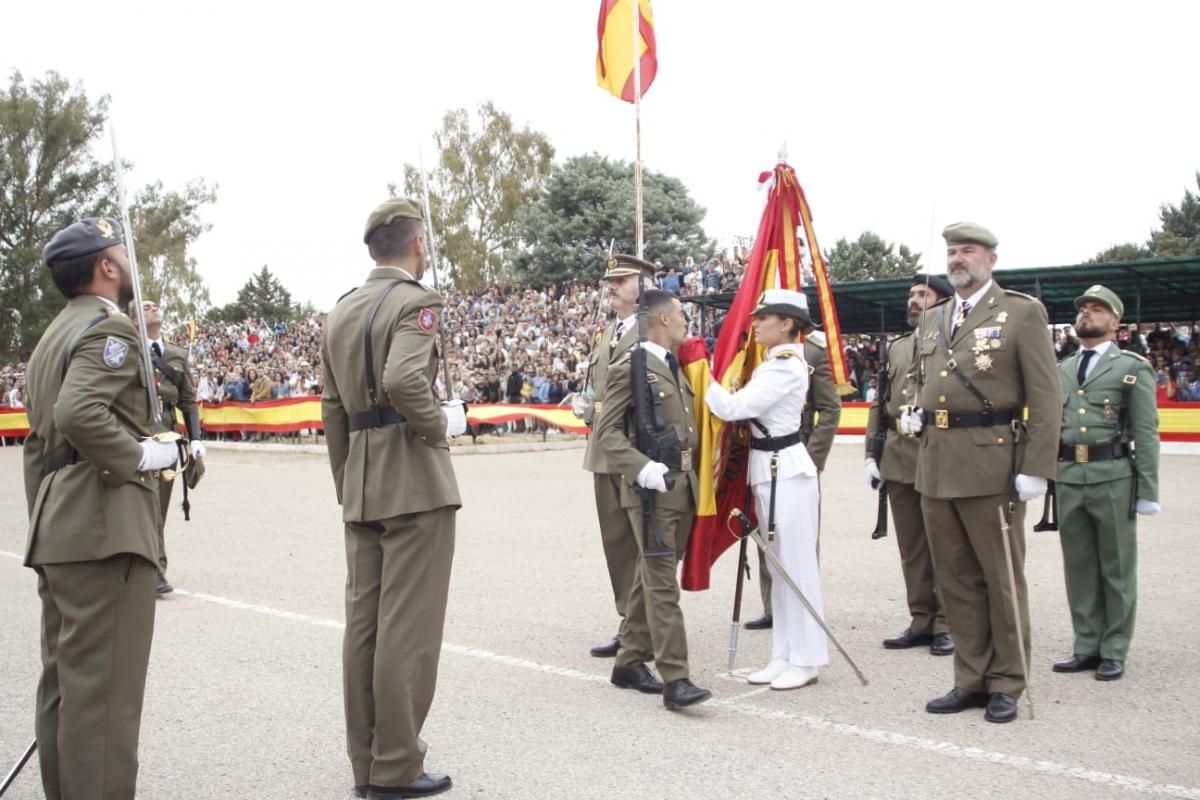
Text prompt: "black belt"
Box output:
[[348, 406, 407, 432], [922, 408, 1018, 429], [1058, 442, 1130, 464], [749, 430, 803, 451], [43, 444, 86, 476]]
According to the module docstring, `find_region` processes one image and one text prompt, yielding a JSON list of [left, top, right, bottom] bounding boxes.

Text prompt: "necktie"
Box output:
[[952, 301, 971, 337], [614, 320, 626, 340], [1077, 349, 1096, 386], [666, 353, 680, 384], [152, 342, 162, 358]]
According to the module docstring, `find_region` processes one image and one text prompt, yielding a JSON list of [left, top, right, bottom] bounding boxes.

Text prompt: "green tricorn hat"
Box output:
[[942, 221, 998, 249], [1074, 284, 1124, 319], [363, 198, 424, 244], [600, 253, 657, 280]]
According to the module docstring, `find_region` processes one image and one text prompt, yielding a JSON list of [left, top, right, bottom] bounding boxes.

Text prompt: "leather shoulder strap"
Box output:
[[363, 280, 412, 408], [60, 312, 111, 383]]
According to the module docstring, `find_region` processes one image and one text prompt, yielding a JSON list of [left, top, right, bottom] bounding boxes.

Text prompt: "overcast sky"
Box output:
[[7, 0, 1198, 309]]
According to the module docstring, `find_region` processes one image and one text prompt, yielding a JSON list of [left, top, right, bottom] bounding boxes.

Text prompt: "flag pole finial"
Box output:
[[778, 142, 788, 163]]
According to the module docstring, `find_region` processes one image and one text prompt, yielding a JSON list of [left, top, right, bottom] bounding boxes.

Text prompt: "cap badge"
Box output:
[[96, 219, 115, 239], [607, 257, 618, 270]]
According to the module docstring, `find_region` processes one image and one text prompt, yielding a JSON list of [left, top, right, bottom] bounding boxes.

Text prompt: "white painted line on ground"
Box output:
[[1, 550, 20, 560]]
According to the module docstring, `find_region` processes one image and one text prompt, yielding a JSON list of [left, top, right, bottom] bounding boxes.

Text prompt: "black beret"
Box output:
[[911, 273, 954, 298], [43, 218, 124, 266]]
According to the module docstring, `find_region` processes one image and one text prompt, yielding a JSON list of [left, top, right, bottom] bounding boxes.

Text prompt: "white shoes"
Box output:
[[747, 659, 789, 685], [770, 665, 819, 691]]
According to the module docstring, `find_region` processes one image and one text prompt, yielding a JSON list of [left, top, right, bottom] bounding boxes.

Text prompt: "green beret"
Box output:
[[1074, 284, 1124, 319], [942, 222, 998, 249], [600, 253, 657, 280], [43, 217, 124, 266], [911, 273, 954, 298], [363, 198, 424, 244]]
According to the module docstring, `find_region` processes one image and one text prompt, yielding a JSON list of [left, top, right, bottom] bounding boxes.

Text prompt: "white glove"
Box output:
[[570, 392, 592, 420], [190, 440, 207, 460], [1136, 499, 1161, 516], [898, 407, 924, 436], [442, 399, 468, 438], [138, 439, 179, 471], [865, 459, 882, 490], [636, 461, 670, 493], [1014, 474, 1048, 502]]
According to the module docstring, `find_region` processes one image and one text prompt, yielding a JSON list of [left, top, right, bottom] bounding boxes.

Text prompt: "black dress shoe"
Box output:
[[1053, 653, 1101, 673], [925, 687, 988, 714], [883, 627, 934, 649], [985, 692, 1018, 723], [368, 773, 452, 799], [590, 635, 620, 657], [353, 787, 368, 799], [744, 614, 773, 630], [663, 678, 712, 710], [1096, 659, 1125, 681], [156, 572, 174, 595], [930, 633, 955, 656], [611, 663, 664, 694]]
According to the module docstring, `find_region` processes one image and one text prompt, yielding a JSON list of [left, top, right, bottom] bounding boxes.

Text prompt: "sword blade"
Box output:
[[0, 739, 36, 797]]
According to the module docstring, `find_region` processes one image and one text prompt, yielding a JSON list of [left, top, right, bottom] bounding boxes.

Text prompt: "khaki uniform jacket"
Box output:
[[912, 282, 1061, 499], [582, 319, 640, 474], [321, 268, 461, 522], [802, 335, 841, 471], [22, 295, 160, 567], [1057, 347, 1159, 500], [865, 332, 919, 482], [593, 347, 700, 512], [155, 341, 198, 432]]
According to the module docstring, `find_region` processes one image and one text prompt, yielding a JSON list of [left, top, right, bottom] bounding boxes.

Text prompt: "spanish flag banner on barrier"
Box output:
[[596, 0, 657, 103]]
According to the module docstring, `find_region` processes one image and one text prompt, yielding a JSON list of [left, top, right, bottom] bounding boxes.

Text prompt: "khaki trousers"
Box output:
[[156, 477, 174, 572], [615, 507, 693, 683], [888, 480, 948, 636], [36, 554, 157, 800], [344, 507, 456, 788], [922, 494, 1030, 697], [593, 473, 640, 619]]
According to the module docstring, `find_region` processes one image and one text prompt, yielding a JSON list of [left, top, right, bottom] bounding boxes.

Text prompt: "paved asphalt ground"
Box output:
[[1, 442, 1198, 799]]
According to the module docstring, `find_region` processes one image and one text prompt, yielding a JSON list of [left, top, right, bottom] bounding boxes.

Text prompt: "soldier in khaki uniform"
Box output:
[[320, 199, 465, 800], [140, 299, 205, 594], [576, 254, 656, 657], [1052, 286, 1160, 682], [744, 328, 842, 631], [865, 274, 955, 655], [900, 222, 1061, 724], [23, 217, 179, 800], [594, 289, 711, 710]]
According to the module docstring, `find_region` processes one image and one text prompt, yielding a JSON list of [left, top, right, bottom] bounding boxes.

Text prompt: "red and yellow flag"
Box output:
[[596, 0, 657, 103]]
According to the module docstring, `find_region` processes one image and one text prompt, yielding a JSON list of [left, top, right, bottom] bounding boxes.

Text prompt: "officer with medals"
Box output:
[[1052, 285, 1160, 682], [865, 274, 955, 656], [320, 199, 465, 799], [139, 299, 205, 594], [706, 289, 828, 690], [899, 222, 1061, 723], [576, 254, 656, 657], [23, 217, 178, 799], [594, 289, 711, 710]]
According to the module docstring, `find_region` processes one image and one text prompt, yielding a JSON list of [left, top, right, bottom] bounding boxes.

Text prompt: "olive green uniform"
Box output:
[[581, 319, 641, 618], [23, 295, 162, 800], [594, 347, 700, 683], [152, 340, 198, 571], [865, 332, 948, 636], [757, 334, 840, 615], [913, 282, 1061, 698], [1056, 347, 1159, 661], [321, 267, 461, 789]]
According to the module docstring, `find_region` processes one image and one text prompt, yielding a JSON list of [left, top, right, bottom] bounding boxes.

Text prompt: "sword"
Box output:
[[998, 504, 1035, 719], [729, 509, 868, 686], [727, 535, 750, 671], [417, 143, 454, 400], [0, 739, 36, 797]]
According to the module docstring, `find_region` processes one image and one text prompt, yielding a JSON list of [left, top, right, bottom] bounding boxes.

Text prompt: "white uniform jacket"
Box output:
[[705, 343, 817, 485]]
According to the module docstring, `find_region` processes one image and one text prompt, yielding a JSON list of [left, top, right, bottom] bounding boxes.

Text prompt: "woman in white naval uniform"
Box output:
[[705, 288, 829, 690]]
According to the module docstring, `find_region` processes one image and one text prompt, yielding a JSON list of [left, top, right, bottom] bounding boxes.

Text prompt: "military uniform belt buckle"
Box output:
[[680, 449, 693, 471], [1075, 444, 1090, 464], [935, 410, 950, 429]]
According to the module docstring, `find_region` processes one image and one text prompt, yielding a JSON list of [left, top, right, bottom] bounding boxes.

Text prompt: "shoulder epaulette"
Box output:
[[1120, 350, 1150, 363], [806, 331, 827, 349], [105, 307, 128, 319], [336, 286, 359, 303], [890, 331, 914, 343], [772, 351, 798, 360], [1002, 289, 1037, 301]]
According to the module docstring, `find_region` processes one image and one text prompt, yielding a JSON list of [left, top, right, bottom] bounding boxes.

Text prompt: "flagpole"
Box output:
[[632, 0, 644, 258]]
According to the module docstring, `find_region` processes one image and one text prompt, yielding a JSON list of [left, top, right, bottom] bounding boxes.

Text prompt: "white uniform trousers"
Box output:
[[754, 473, 828, 667]]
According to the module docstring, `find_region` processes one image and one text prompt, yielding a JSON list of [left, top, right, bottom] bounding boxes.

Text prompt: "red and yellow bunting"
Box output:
[[596, 0, 657, 103]]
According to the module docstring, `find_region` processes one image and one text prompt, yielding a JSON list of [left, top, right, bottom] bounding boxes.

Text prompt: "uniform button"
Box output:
[[658, 392, 665, 398], [939, 370, 948, 378], [997, 438, 1005, 444], [1078, 408, 1086, 415], [688, 427, 694, 433], [938, 395, 947, 403], [1077, 389, 1084, 395], [1080, 427, 1088, 433], [101, 469, 111, 476]]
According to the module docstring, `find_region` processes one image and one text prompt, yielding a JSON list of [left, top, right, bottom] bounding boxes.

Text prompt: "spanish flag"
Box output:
[[596, 0, 657, 103]]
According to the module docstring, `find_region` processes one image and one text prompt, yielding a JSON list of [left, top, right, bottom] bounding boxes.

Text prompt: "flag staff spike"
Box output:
[[779, 142, 788, 162], [632, 0, 644, 258]]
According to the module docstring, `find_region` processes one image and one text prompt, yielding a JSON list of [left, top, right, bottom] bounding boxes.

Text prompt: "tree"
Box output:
[[512, 154, 713, 285], [0, 70, 215, 361], [208, 266, 294, 324], [399, 102, 554, 289], [1089, 173, 1200, 262], [1089, 242, 1154, 263], [823, 231, 922, 283]]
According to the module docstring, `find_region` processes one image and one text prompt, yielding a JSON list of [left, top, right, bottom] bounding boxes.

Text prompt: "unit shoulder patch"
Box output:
[[417, 308, 438, 332], [102, 336, 129, 368]]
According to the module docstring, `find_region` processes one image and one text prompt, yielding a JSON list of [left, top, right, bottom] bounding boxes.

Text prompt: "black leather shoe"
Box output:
[[1096, 659, 1125, 681], [663, 679, 712, 710], [368, 773, 452, 799], [883, 628, 934, 649], [744, 614, 773, 630], [611, 663, 664, 694], [590, 636, 620, 657], [925, 687, 988, 714], [1053, 653, 1101, 673], [353, 787, 368, 799], [930, 633, 955, 656], [985, 692, 1018, 723], [156, 573, 173, 595]]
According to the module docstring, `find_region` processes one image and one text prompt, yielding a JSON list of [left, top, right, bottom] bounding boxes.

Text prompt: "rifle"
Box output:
[[868, 336, 891, 539], [1032, 480, 1058, 531], [630, 281, 676, 558]]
